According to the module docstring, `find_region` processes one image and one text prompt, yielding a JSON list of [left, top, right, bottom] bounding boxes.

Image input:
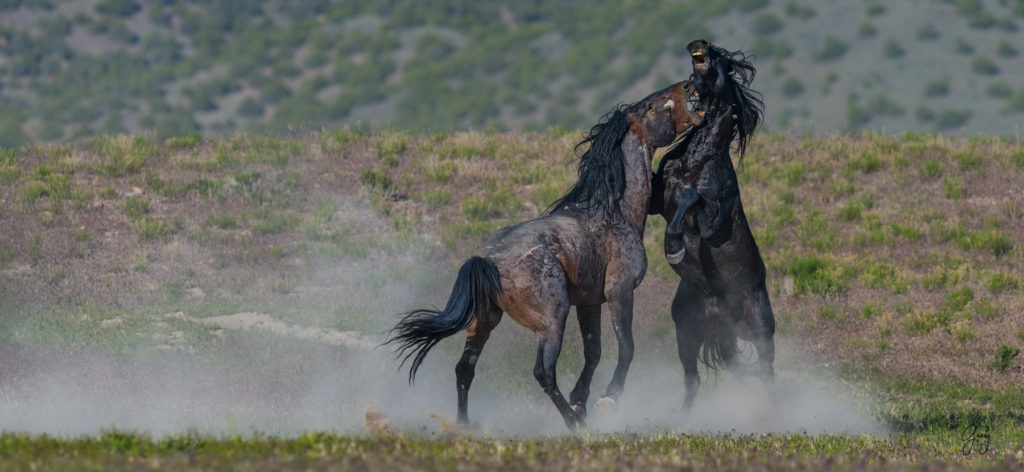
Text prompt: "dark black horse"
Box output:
[[650, 40, 775, 411], [388, 81, 702, 430]]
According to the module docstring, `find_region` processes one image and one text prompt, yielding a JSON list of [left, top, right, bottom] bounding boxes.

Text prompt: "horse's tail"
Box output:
[[386, 256, 502, 383], [698, 316, 737, 371]]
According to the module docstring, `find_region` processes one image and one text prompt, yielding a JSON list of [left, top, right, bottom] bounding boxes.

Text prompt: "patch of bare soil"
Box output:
[[165, 311, 377, 350]]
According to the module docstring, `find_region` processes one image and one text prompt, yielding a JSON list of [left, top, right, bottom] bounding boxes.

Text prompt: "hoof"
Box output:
[[594, 396, 617, 416], [666, 248, 685, 265]]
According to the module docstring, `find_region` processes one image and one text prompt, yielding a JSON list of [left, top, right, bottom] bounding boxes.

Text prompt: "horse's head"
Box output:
[[686, 39, 763, 157], [629, 80, 703, 150]]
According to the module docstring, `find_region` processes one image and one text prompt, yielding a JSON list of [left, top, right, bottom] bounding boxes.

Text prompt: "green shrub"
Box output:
[[990, 344, 1019, 373], [954, 150, 983, 171], [819, 305, 842, 321], [780, 77, 804, 98], [955, 38, 975, 54], [784, 2, 815, 20], [252, 207, 298, 235], [814, 36, 847, 62], [986, 81, 1013, 98], [917, 25, 939, 40], [787, 255, 847, 296], [883, 39, 905, 58], [952, 320, 977, 343], [751, 13, 783, 35], [422, 189, 451, 207], [972, 56, 999, 75], [973, 297, 1001, 319], [902, 310, 951, 336], [857, 22, 877, 38], [934, 109, 972, 130], [945, 286, 974, 312], [955, 228, 1012, 256], [134, 216, 172, 239], [837, 195, 872, 221], [123, 196, 150, 219], [983, 271, 1019, 293], [237, 97, 264, 118], [921, 159, 942, 179], [915, 106, 934, 122], [374, 134, 408, 167], [735, 0, 769, 12], [359, 168, 396, 194], [164, 132, 202, 150], [861, 261, 901, 291], [1006, 91, 1024, 113], [782, 162, 807, 184], [923, 79, 949, 97], [98, 135, 158, 176], [209, 214, 240, 230], [996, 41, 1018, 57]]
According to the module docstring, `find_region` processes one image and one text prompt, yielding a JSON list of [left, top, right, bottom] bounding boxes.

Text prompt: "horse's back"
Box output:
[[477, 214, 609, 328]]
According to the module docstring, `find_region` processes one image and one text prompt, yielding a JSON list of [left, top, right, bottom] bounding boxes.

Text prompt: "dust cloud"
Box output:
[[0, 326, 884, 437], [0, 198, 884, 437]]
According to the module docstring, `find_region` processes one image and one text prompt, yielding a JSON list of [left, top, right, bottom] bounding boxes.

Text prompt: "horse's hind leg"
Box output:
[[745, 286, 776, 388], [456, 308, 502, 426], [671, 280, 706, 412], [568, 304, 601, 419], [532, 301, 582, 430]]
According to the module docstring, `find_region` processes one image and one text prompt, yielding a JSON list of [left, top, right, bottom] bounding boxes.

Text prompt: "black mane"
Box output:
[[545, 106, 632, 216], [692, 44, 764, 159]]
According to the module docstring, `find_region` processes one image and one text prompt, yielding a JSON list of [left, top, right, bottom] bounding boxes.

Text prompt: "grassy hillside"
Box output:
[[3, 0, 1024, 147], [2, 128, 1022, 386], [0, 128, 1022, 467]]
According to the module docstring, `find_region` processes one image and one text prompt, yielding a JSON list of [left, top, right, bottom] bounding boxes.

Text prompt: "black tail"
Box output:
[[386, 256, 502, 383], [699, 317, 737, 371]]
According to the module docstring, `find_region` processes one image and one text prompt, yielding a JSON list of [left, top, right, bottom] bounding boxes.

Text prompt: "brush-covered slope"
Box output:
[[2, 0, 1024, 147]]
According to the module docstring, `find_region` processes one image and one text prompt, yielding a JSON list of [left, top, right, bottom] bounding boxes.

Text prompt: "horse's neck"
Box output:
[[683, 105, 736, 182], [618, 131, 653, 234]]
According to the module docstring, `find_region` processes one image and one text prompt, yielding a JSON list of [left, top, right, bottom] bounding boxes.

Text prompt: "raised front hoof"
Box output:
[[594, 396, 617, 417], [665, 245, 686, 265]]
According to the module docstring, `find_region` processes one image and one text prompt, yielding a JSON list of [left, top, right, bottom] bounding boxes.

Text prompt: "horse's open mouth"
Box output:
[[691, 51, 708, 67]]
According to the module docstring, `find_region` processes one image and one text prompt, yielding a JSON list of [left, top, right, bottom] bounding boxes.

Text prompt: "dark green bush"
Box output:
[[934, 109, 972, 130], [781, 77, 804, 98], [972, 56, 999, 75], [752, 13, 783, 35], [923, 79, 949, 97], [985, 81, 1012, 98], [814, 36, 847, 62], [883, 39, 905, 58]]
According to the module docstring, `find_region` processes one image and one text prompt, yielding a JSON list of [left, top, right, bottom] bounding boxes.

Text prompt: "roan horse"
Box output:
[[650, 40, 776, 411], [388, 81, 702, 430]]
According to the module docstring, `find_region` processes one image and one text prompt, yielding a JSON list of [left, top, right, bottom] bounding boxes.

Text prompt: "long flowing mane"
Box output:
[[545, 106, 632, 216], [692, 45, 764, 159]]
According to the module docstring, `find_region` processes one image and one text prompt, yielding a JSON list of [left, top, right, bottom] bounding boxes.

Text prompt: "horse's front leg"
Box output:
[[595, 291, 634, 413], [665, 188, 701, 265], [569, 304, 602, 419]]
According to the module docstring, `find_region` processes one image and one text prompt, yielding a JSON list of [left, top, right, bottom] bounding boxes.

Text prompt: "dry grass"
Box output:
[[0, 129, 1022, 392]]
